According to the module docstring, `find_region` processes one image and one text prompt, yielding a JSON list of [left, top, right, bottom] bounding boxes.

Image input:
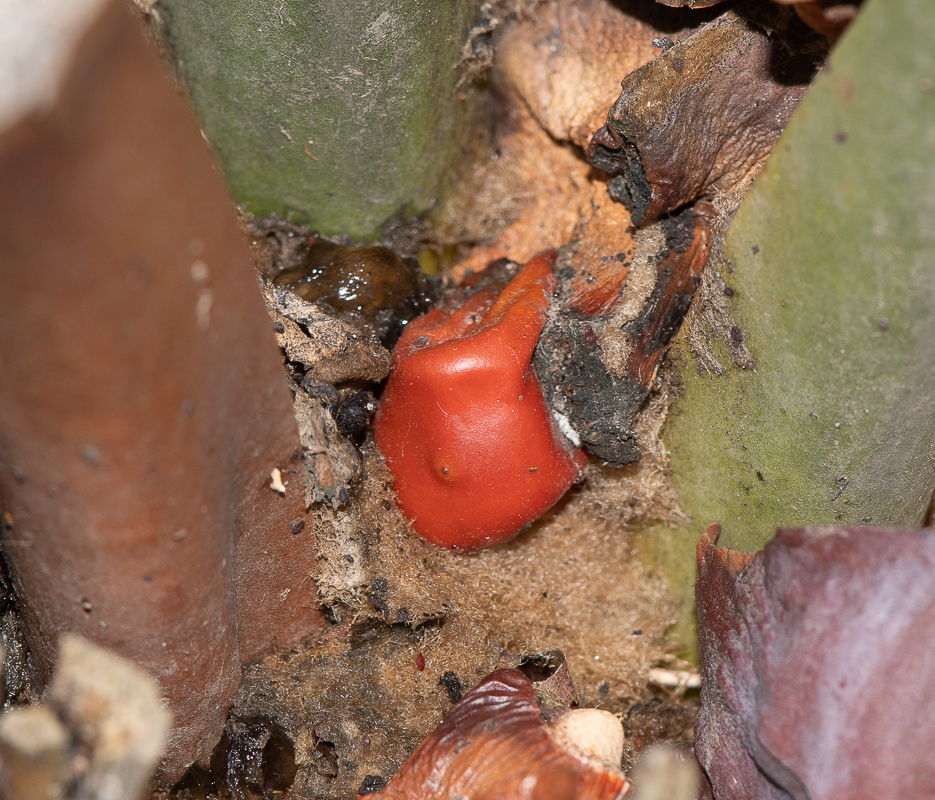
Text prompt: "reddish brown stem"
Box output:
[[0, 1, 322, 781]]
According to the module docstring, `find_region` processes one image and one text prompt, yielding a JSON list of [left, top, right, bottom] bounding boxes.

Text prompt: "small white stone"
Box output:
[[269, 468, 287, 495]]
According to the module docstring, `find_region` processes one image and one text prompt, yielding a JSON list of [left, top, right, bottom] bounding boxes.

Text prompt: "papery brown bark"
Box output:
[[587, 8, 822, 224], [695, 526, 935, 800], [0, 0, 321, 782]]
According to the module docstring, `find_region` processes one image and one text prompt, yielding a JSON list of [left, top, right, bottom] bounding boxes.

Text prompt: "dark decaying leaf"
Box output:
[[535, 201, 713, 465], [695, 525, 935, 800], [587, 8, 823, 225], [651, 0, 861, 39]]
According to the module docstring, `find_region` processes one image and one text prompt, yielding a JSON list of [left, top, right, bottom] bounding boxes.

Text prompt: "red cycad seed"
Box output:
[[373, 252, 587, 550]]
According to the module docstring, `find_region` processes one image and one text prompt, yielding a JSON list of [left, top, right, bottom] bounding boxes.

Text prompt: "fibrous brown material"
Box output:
[[695, 525, 935, 800], [442, 0, 728, 467], [260, 276, 391, 386], [367, 669, 629, 800], [588, 8, 822, 225], [445, 0, 699, 280], [0, 0, 321, 781]]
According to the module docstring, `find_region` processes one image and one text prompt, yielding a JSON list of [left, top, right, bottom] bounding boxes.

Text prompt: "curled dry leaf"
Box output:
[[365, 669, 629, 800], [652, 0, 860, 38], [773, 0, 860, 38], [695, 525, 935, 800], [588, 9, 823, 225], [448, 0, 694, 280], [496, 0, 670, 149]]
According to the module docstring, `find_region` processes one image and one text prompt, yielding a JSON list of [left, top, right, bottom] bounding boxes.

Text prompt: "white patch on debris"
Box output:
[[552, 411, 582, 448]]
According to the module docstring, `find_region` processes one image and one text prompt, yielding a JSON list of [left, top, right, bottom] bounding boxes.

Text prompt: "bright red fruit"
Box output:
[[373, 252, 587, 550]]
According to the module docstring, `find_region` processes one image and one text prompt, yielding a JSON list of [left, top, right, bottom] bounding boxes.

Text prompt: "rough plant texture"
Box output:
[[147, 0, 485, 239], [259, 277, 391, 386], [695, 526, 935, 799], [536, 203, 713, 465], [219, 416, 692, 799], [439, 0, 702, 278], [665, 0, 935, 546], [639, 0, 935, 651]]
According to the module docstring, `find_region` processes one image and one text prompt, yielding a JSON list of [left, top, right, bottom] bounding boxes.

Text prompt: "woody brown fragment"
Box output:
[[587, 9, 823, 225]]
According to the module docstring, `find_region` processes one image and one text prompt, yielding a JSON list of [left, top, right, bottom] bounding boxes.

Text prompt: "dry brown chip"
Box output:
[[588, 9, 823, 225]]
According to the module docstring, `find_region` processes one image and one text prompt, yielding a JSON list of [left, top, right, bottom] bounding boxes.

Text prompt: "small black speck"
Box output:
[[338, 486, 350, 505], [442, 467, 449, 474], [273, 321, 285, 333], [756, 471, 766, 482], [440, 671, 463, 702], [396, 607, 410, 624], [652, 36, 675, 52], [345, 554, 355, 564], [632, 629, 643, 636], [599, 682, 610, 698], [752, 244, 760, 254], [878, 318, 890, 330], [724, 286, 735, 297], [291, 519, 306, 535], [542, 591, 548, 599], [143, 574, 154, 582], [371, 578, 388, 595], [835, 130, 848, 143], [359, 776, 386, 794], [382, 500, 393, 511], [730, 325, 745, 344], [672, 57, 684, 72]]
